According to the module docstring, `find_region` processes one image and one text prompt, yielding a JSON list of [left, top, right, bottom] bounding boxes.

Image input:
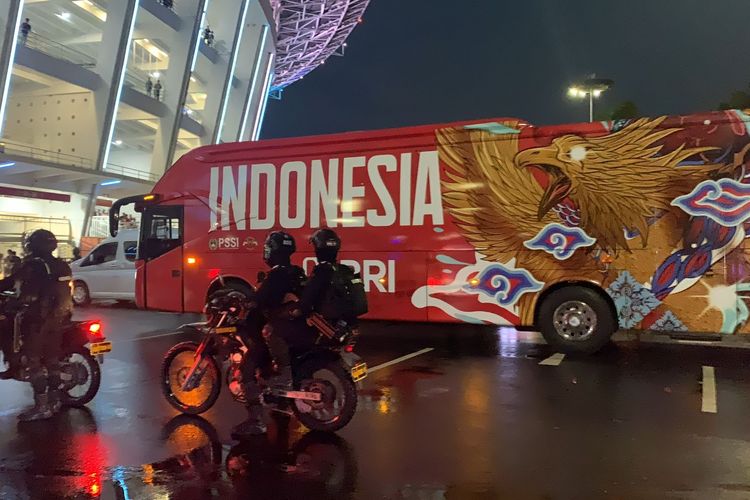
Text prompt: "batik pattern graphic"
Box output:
[[463, 263, 543, 306], [672, 178, 750, 227], [650, 310, 688, 332], [650, 217, 738, 299], [606, 271, 661, 329], [523, 223, 596, 261]]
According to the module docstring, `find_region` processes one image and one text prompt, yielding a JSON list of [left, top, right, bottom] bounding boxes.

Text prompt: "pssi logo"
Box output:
[[209, 236, 240, 251]]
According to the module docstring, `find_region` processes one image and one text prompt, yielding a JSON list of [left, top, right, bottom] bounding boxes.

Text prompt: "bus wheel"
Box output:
[[537, 286, 615, 355]]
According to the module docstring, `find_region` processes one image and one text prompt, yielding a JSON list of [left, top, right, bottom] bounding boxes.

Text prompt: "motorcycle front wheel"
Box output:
[[293, 359, 358, 433], [162, 341, 221, 415], [60, 348, 101, 407]]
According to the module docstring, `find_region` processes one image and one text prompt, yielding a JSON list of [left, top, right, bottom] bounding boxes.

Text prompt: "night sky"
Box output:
[[262, 0, 750, 139]]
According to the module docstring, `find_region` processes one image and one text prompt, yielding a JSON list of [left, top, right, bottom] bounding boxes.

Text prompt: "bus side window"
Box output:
[[141, 211, 182, 261]]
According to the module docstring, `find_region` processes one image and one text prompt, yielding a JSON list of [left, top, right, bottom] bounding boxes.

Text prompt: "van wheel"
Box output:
[[537, 286, 616, 355], [72, 281, 91, 307]]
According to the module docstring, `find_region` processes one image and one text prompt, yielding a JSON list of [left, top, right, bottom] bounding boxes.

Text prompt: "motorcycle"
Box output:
[[0, 291, 110, 407], [160, 284, 367, 433]]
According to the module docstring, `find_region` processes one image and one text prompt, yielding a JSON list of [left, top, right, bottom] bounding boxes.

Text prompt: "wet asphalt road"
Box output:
[[0, 306, 750, 499]]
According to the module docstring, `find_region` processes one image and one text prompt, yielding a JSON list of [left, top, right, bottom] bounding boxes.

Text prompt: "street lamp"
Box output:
[[567, 77, 614, 122]]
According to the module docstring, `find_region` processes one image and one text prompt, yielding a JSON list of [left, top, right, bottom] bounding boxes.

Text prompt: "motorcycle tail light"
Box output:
[[87, 321, 103, 339], [344, 344, 355, 353]]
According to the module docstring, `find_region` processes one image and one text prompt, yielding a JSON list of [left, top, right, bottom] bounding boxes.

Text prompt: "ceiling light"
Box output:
[[73, 1, 107, 21], [112, 139, 122, 146], [57, 12, 72, 21], [100, 180, 121, 186], [0, 161, 15, 168]]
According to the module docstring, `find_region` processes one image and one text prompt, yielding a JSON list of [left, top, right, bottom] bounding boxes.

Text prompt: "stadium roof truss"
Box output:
[[271, 0, 371, 90]]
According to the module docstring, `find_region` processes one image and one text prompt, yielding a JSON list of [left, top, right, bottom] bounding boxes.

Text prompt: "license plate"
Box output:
[[215, 326, 237, 334], [351, 362, 367, 382], [89, 341, 112, 355]]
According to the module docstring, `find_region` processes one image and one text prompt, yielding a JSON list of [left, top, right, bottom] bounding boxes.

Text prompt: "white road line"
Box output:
[[702, 365, 717, 414], [117, 331, 183, 344], [539, 353, 566, 366], [368, 348, 434, 373]]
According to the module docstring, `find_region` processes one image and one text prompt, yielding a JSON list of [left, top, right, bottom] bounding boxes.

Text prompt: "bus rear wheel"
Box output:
[[537, 286, 616, 355]]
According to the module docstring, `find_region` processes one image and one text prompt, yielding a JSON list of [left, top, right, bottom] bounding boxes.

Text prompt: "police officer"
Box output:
[[232, 231, 306, 437], [299, 228, 343, 317], [0, 230, 72, 421]]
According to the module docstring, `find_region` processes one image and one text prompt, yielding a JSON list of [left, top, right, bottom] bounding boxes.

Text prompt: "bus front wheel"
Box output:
[[537, 286, 616, 355]]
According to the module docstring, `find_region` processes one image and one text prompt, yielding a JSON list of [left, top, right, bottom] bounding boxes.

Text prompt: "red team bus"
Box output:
[[109, 109, 750, 354]]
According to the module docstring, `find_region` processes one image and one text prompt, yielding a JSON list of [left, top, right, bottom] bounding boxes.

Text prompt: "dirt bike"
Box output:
[[160, 285, 367, 433], [0, 291, 110, 407]]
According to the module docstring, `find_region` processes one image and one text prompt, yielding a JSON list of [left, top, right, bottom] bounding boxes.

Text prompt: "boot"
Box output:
[[48, 390, 62, 414], [18, 393, 54, 422], [231, 404, 267, 439]]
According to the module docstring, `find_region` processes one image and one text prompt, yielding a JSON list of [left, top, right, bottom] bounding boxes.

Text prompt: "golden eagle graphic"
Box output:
[[437, 117, 727, 323]]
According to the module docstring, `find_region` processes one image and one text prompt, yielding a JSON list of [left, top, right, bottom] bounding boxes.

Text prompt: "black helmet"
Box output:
[[310, 228, 340, 262], [263, 231, 296, 266], [23, 229, 57, 256]]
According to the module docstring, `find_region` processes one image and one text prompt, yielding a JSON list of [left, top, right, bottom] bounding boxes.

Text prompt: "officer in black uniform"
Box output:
[[299, 228, 342, 318], [0, 229, 72, 421], [232, 231, 306, 437]]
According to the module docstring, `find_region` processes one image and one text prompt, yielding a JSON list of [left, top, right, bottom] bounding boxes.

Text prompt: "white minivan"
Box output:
[[71, 229, 139, 306]]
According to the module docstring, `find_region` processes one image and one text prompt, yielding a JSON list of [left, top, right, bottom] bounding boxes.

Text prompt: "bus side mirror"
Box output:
[[257, 271, 266, 284], [109, 212, 119, 237]]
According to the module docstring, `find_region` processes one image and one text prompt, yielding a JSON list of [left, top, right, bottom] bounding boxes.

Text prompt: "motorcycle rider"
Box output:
[[232, 231, 306, 437], [299, 228, 344, 318], [300, 228, 365, 329], [0, 230, 72, 421]]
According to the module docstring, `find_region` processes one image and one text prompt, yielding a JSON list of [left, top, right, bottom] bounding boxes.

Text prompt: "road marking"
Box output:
[[117, 331, 184, 344], [702, 365, 717, 414], [368, 348, 434, 373], [539, 353, 565, 366]]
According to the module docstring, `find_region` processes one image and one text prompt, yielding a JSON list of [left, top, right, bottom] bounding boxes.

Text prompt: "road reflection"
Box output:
[[0, 408, 357, 499], [108, 414, 358, 499], [0, 407, 107, 499]]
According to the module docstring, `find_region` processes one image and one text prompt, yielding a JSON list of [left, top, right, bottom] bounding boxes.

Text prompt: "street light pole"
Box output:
[[567, 77, 614, 122]]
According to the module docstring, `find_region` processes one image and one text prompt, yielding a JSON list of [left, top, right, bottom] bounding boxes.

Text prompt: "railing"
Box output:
[[182, 106, 203, 124], [104, 162, 160, 183], [21, 32, 97, 68], [124, 71, 167, 101], [0, 140, 159, 183], [0, 139, 94, 168]]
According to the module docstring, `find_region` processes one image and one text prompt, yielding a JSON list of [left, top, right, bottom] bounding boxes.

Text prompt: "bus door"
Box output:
[[139, 205, 184, 311]]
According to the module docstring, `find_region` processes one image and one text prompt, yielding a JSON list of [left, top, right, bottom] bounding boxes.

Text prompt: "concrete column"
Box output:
[[150, 0, 206, 176], [93, 0, 139, 172], [198, 0, 243, 145], [0, 0, 24, 137], [219, 20, 267, 144], [80, 183, 99, 241], [237, 24, 273, 142], [242, 50, 274, 142]]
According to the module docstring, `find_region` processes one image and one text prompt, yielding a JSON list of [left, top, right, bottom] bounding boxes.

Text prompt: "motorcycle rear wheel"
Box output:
[[61, 348, 101, 407], [293, 359, 357, 433], [162, 341, 222, 415]]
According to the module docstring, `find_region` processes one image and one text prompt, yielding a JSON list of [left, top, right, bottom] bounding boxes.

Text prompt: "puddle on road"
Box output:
[[0, 411, 360, 499]]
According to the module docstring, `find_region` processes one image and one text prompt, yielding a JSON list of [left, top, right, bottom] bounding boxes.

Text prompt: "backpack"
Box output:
[[319, 264, 368, 320]]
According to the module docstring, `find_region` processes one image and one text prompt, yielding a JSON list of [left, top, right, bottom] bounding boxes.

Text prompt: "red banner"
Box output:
[[0, 186, 70, 202]]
